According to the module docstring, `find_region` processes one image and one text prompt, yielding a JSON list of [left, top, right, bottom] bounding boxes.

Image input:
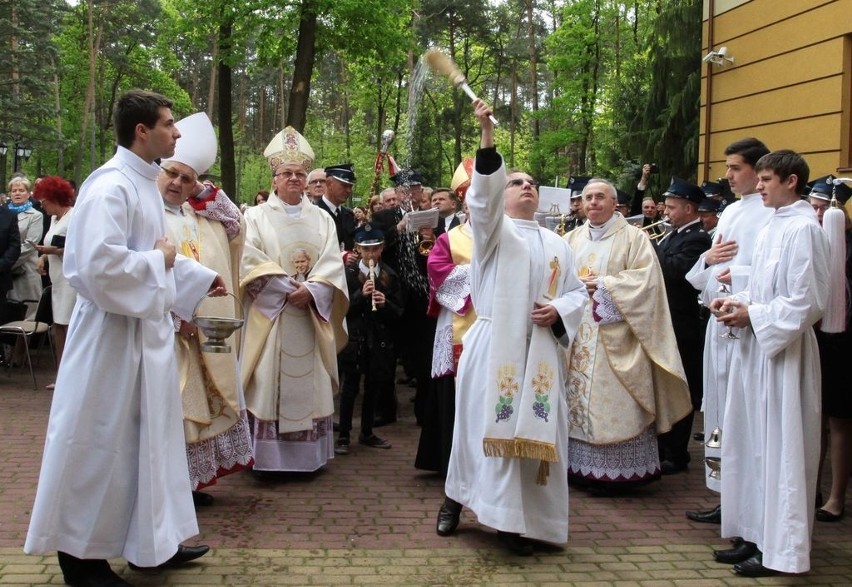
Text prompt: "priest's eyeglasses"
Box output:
[[275, 170, 308, 180], [506, 177, 539, 189], [159, 165, 196, 186], [309, 178, 327, 185]]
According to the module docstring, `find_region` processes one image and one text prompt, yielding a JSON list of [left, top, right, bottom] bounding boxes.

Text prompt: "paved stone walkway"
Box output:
[[1, 355, 851, 586]]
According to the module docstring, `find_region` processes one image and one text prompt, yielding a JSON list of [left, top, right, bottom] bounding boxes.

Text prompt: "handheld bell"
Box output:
[[705, 427, 722, 449], [705, 456, 721, 480]]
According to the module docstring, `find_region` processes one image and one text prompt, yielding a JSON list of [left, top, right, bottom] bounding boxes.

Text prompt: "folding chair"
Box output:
[[0, 286, 54, 389]]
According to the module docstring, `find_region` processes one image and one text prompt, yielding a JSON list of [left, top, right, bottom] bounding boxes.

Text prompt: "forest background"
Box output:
[[0, 0, 701, 206]]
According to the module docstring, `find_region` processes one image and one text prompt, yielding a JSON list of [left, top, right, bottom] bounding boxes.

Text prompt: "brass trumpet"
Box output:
[[640, 219, 669, 240], [416, 227, 435, 256], [418, 237, 434, 256]]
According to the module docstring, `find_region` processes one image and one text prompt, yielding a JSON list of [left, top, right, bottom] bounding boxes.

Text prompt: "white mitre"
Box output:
[[162, 112, 217, 175], [264, 126, 314, 170]]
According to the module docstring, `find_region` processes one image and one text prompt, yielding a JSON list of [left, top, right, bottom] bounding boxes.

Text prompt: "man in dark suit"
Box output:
[[654, 179, 712, 474], [371, 169, 435, 426], [431, 187, 460, 237], [317, 164, 357, 252], [0, 206, 21, 323]]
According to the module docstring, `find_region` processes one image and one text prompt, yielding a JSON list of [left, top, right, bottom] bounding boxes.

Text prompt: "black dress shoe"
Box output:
[[436, 498, 462, 536], [693, 432, 705, 442], [733, 552, 778, 577], [816, 506, 845, 522], [58, 552, 131, 587], [685, 504, 721, 524], [713, 539, 756, 564], [660, 460, 688, 475], [128, 545, 210, 570], [497, 531, 534, 556], [192, 491, 214, 507]]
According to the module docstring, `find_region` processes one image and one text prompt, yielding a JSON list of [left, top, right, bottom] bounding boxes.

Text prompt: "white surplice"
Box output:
[[721, 200, 828, 574], [444, 156, 587, 544], [25, 147, 217, 567], [685, 193, 773, 491]]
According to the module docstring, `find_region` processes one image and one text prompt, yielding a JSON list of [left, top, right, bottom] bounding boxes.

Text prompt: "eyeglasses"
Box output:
[[309, 179, 326, 185], [159, 165, 196, 186], [506, 177, 539, 189], [274, 170, 308, 180]]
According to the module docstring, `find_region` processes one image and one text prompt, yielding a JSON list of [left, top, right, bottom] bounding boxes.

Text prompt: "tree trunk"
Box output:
[[74, 1, 102, 185], [258, 86, 265, 148], [277, 67, 286, 130], [207, 35, 218, 120], [526, 0, 539, 142], [51, 55, 63, 174], [286, 0, 317, 132], [217, 19, 236, 200]]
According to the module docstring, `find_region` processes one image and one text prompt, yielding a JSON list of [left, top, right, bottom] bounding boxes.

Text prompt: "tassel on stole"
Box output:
[[482, 438, 557, 486]]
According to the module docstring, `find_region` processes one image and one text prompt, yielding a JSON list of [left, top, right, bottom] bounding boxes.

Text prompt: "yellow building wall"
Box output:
[[699, 0, 852, 184]]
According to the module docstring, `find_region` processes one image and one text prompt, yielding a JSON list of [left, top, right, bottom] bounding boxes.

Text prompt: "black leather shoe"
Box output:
[[660, 460, 688, 475], [192, 491, 214, 507], [164, 545, 209, 566], [733, 552, 778, 577], [436, 498, 462, 536], [59, 553, 132, 587], [497, 531, 534, 556], [64, 568, 132, 587], [713, 539, 756, 564], [693, 432, 705, 442], [686, 504, 721, 524], [128, 545, 210, 570]]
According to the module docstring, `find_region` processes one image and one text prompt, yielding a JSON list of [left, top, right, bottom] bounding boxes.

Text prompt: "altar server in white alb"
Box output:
[[437, 99, 587, 555], [25, 90, 226, 587], [711, 149, 829, 577], [158, 112, 254, 505], [684, 137, 771, 523], [239, 126, 348, 472]]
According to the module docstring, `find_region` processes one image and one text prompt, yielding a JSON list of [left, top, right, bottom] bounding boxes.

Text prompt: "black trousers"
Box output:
[[338, 369, 391, 438]]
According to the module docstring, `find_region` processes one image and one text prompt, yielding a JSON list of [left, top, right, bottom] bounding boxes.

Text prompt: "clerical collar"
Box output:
[[281, 199, 302, 218], [164, 202, 184, 215], [588, 214, 618, 241], [511, 217, 540, 230]]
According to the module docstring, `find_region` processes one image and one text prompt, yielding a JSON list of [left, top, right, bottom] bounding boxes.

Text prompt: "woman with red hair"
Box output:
[[34, 176, 76, 389]]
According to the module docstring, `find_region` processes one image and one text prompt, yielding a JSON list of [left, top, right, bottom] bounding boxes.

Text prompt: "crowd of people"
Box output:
[[14, 89, 850, 586]]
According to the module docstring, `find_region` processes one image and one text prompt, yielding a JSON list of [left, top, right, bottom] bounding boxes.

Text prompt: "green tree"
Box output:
[[0, 0, 64, 182]]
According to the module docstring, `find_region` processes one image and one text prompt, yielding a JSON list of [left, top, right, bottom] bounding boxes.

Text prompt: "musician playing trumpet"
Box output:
[[335, 224, 404, 456]]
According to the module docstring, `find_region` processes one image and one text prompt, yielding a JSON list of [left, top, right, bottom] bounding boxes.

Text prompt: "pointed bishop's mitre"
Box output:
[[264, 126, 314, 170], [162, 112, 217, 175], [451, 157, 474, 200]]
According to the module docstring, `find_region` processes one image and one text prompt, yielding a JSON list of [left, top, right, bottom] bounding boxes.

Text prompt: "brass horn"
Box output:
[[417, 234, 434, 256], [705, 427, 722, 449], [641, 219, 669, 240]]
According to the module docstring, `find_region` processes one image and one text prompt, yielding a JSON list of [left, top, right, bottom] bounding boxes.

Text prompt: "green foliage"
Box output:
[[8, 0, 702, 202], [0, 0, 64, 178]]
